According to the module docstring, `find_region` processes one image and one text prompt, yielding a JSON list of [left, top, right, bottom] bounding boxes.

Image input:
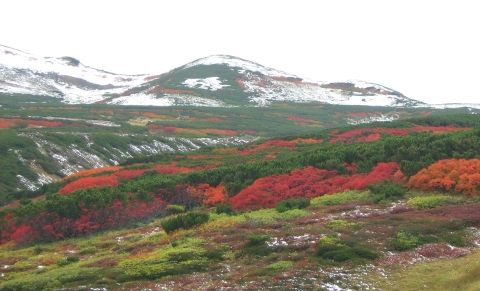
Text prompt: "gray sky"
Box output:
[[2, 0, 479, 104]]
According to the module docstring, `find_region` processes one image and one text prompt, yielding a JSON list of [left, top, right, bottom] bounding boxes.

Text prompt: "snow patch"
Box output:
[[16, 175, 39, 191], [182, 77, 230, 91], [109, 93, 173, 106]]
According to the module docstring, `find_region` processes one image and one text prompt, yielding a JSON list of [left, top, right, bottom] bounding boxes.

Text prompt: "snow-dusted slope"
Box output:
[[108, 54, 422, 107], [13, 132, 256, 191], [0, 45, 150, 103]]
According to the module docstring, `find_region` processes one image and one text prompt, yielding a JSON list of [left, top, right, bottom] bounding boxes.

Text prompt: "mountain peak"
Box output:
[[183, 54, 297, 78]]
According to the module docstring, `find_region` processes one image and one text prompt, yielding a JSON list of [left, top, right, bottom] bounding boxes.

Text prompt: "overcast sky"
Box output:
[[1, 0, 479, 104]]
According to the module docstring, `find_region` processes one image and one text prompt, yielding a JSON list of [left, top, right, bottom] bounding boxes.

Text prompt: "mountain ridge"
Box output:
[[1, 44, 425, 107]]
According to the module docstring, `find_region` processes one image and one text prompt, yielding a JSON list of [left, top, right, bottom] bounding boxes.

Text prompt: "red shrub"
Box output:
[[59, 176, 119, 195], [356, 133, 381, 142], [231, 162, 400, 210], [114, 169, 148, 180], [155, 165, 194, 174]]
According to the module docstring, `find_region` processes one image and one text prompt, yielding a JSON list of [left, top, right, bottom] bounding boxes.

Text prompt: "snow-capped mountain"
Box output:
[[0, 45, 424, 107], [0, 45, 148, 104]]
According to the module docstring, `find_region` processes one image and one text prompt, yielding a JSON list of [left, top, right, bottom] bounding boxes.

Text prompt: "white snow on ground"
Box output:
[[197, 137, 256, 146], [16, 175, 39, 191], [243, 75, 410, 107], [108, 93, 173, 106], [345, 113, 399, 125], [69, 145, 109, 168], [36, 173, 56, 185], [183, 55, 297, 78], [152, 140, 175, 152], [108, 93, 228, 107], [0, 45, 147, 86], [182, 77, 229, 91]]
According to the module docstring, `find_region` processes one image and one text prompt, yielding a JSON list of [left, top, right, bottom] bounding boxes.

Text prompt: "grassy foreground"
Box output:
[[1, 189, 480, 290]]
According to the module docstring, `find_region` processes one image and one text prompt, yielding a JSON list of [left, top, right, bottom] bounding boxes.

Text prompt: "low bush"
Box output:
[[184, 212, 210, 229], [389, 231, 420, 251], [316, 241, 379, 262], [56, 255, 79, 266], [246, 234, 270, 245], [161, 212, 210, 234], [368, 180, 407, 203], [216, 203, 234, 215], [408, 195, 463, 210], [161, 215, 184, 234], [275, 198, 310, 213]]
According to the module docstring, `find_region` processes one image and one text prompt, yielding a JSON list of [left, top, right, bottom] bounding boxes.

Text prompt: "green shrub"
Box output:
[[216, 203, 234, 215], [408, 195, 463, 210], [0, 277, 61, 291], [389, 231, 420, 251], [275, 198, 310, 213], [66, 255, 80, 262], [161, 212, 210, 234], [161, 215, 184, 234], [368, 180, 406, 203], [183, 212, 210, 229], [246, 234, 270, 245], [56, 255, 80, 267], [316, 236, 379, 262], [19, 198, 32, 205]]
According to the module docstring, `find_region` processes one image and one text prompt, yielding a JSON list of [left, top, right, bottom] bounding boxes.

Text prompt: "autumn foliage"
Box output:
[[113, 169, 148, 180], [158, 183, 227, 208], [407, 159, 480, 195], [231, 162, 402, 210], [63, 166, 122, 180], [59, 176, 120, 195], [0, 118, 72, 128], [203, 183, 227, 207], [1, 198, 168, 245], [329, 125, 469, 144]]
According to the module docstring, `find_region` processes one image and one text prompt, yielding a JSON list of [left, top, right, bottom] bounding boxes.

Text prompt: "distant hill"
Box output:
[[1, 44, 421, 107]]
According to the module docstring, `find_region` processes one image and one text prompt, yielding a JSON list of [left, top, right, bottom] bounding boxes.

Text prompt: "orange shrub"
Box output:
[[407, 158, 480, 195]]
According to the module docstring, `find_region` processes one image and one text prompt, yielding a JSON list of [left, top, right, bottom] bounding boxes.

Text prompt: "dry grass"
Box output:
[[370, 250, 480, 291]]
